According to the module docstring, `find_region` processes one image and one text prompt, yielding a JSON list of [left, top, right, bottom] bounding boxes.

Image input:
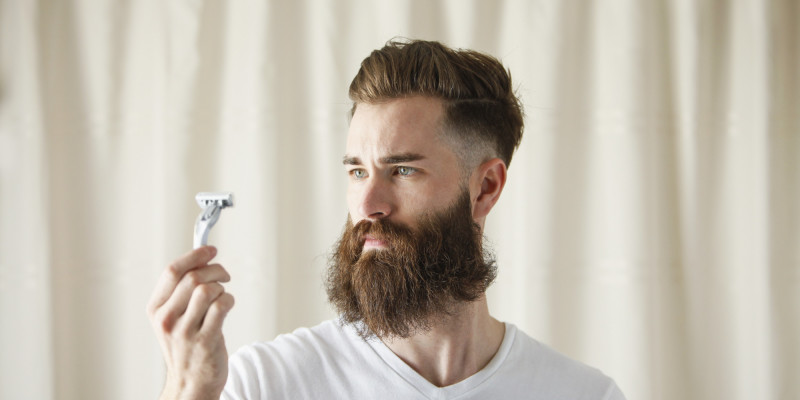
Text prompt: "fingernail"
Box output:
[[208, 246, 217, 257]]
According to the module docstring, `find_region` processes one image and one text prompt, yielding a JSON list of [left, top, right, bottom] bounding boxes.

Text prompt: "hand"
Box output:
[[146, 246, 235, 400]]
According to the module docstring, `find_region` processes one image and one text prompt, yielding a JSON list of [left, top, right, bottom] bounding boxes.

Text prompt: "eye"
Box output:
[[350, 169, 367, 179], [396, 166, 416, 176]]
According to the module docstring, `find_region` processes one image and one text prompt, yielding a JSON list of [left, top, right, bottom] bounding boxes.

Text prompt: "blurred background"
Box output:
[[1, 0, 798, 399]]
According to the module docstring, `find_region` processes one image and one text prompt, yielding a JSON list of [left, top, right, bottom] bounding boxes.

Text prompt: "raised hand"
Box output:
[[147, 246, 235, 400]]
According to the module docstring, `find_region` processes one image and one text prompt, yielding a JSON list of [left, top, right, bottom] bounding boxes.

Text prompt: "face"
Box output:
[[327, 96, 498, 339], [343, 96, 466, 246]]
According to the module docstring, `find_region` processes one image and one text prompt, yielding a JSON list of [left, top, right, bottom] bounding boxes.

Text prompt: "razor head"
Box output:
[[193, 192, 234, 249], [196, 192, 234, 209]]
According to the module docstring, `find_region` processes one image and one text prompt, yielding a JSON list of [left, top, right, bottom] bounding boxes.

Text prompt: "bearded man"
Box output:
[[147, 39, 626, 399]]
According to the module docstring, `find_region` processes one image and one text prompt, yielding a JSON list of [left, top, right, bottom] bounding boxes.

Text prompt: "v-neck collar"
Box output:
[[364, 322, 516, 400]]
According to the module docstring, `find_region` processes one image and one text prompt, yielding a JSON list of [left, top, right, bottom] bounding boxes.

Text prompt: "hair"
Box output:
[[348, 38, 524, 169]]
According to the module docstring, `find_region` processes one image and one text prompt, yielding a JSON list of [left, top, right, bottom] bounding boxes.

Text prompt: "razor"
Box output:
[[193, 192, 234, 249]]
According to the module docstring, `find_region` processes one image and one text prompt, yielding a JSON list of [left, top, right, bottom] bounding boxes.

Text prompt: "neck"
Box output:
[[380, 295, 505, 387]]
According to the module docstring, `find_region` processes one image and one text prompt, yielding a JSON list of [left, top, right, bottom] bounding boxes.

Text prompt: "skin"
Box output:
[[147, 95, 509, 397], [147, 246, 234, 400], [345, 96, 508, 387]]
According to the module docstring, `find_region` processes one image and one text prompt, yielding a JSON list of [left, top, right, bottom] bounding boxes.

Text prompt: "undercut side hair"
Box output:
[[349, 38, 524, 169]]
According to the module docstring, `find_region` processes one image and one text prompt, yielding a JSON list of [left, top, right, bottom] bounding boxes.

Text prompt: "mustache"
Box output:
[[327, 189, 497, 340], [347, 217, 414, 251]]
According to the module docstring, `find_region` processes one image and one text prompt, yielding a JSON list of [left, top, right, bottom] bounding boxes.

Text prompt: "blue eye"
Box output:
[[351, 169, 367, 179], [396, 166, 415, 176]]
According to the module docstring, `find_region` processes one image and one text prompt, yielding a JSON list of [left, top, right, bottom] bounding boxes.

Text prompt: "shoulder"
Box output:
[[229, 319, 358, 371], [498, 324, 626, 400], [223, 319, 378, 399]]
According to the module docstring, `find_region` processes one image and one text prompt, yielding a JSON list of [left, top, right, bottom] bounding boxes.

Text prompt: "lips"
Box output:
[[362, 234, 387, 250]]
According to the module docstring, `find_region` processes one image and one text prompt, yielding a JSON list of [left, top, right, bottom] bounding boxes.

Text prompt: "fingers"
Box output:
[[148, 246, 218, 314], [156, 264, 231, 332], [181, 282, 225, 331], [200, 292, 235, 335], [147, 248, 234, 400]]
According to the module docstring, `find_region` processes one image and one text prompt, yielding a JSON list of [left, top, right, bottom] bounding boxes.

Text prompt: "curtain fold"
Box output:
[[1, 1, 797, 399]]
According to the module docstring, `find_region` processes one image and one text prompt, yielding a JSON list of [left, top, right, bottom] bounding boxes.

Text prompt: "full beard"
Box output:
[[325, 189, 497, 340]]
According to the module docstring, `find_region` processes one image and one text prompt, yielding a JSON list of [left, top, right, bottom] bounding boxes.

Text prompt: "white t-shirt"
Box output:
[[223, 319, 626, 400]]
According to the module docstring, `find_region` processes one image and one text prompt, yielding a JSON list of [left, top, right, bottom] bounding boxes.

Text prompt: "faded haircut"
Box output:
[[348, 38, 524, 170]]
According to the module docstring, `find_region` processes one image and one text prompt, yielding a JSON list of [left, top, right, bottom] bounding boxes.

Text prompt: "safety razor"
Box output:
[[193, 192, 234, 249]]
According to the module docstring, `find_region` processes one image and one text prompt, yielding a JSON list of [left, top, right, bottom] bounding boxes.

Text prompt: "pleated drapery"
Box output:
[[1, 1, 797, 399]]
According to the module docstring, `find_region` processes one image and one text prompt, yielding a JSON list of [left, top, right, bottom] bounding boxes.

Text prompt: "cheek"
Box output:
[[396, 185, 437, 217], [413, 183, 464, 216]]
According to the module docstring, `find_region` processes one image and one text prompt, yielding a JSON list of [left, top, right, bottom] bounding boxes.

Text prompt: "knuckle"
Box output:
[[145, 302, 156, 317], [195, 283, 213, 298], [195, 283, 224, 303], [155, 309, 175, 332], [145, 298, 155, 314], [185, 270, 202, 286], [209, 304, 225, 317], [166, 263, 181, 279]]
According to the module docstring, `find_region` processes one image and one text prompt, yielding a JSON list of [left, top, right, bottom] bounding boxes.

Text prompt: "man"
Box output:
[[147, 39, 626, 399]]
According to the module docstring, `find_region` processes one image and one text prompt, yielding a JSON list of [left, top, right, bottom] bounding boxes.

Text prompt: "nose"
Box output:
[[355, 177, 392, 221]]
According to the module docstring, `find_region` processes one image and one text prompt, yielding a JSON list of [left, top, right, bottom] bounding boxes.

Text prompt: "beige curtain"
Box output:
[[1, 0, 798, 399]]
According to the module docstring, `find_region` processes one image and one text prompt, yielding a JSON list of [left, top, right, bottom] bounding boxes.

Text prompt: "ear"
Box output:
[[470, 158, 507, 220]]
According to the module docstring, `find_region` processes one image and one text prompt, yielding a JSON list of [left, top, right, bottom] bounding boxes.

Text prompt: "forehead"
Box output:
[[346, 97, 450, 156]]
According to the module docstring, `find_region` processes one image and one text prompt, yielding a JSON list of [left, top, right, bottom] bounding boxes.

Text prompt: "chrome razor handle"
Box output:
[[193, 192, 234, 249]]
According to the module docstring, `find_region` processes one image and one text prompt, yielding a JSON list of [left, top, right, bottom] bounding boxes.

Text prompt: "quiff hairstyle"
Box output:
[[349, 39, 524, 168]]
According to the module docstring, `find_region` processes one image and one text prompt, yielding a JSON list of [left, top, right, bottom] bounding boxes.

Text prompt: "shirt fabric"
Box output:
[[222, 319, 626, 400]]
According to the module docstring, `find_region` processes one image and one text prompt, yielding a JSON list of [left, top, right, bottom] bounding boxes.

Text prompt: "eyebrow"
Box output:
[[342, 152, 426, 166]]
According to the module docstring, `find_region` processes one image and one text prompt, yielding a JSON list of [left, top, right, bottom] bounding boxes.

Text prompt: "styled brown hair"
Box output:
[[349, 39, 524, 168]]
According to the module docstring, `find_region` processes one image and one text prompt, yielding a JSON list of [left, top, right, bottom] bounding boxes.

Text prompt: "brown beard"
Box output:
[[325, 189, 497, 340]]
